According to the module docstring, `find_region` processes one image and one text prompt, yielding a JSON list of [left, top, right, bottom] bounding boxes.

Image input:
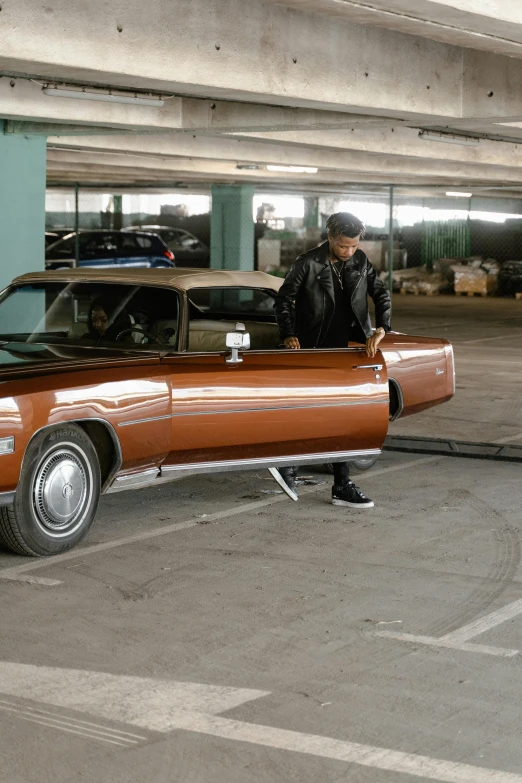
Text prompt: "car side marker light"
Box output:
[[0, 437, 14, 454]]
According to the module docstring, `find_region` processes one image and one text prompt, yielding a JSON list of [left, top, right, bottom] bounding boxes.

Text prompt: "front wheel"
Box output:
[[0, 424, 101, 556]]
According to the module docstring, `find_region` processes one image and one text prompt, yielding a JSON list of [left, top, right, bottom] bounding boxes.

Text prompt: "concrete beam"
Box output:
[[0, 78, 184, 131], [0, 0, 465, 117], [45, 148, 522, 193], [268, 0, 522, 57], [47, 131, 522, 185]]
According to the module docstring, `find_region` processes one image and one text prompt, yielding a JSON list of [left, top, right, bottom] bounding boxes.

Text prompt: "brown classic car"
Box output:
[[0, 268, 454, 556]]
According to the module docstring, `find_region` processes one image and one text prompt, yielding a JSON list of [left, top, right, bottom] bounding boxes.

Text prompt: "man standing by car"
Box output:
[[274, 211, 392, 509]]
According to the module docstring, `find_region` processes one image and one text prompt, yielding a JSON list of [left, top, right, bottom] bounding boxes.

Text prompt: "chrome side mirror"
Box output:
[[225, 322, 250, 364]]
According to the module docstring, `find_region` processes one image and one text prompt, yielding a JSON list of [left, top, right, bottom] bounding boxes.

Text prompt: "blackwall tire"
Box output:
[[0, 424, 101, 557], [350, 455, 379, 472]]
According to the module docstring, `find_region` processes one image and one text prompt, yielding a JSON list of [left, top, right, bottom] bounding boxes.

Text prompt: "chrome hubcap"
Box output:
[[34, 449, 88, 533]]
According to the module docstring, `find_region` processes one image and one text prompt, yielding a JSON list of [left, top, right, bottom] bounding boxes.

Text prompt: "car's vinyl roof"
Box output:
[[13, 267, 284, 292]]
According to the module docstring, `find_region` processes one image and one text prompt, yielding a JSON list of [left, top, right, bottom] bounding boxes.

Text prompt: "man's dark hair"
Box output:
[[326, 212, 365, 239]]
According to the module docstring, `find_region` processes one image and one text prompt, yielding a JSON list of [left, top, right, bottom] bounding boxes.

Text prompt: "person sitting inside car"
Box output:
[[83, 296, 134, 344]]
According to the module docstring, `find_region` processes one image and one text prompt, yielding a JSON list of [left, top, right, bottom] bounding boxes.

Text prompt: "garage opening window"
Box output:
[[0, 282, 179, 356]]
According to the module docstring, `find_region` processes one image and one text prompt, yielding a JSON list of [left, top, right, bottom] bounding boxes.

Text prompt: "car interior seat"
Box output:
[[187, 319, 279, 352]]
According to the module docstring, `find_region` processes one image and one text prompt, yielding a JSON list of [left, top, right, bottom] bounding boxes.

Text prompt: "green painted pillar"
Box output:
[[113, 194, 123, 231], [210, 184, 254, 270], [0, 123, 46, 291]]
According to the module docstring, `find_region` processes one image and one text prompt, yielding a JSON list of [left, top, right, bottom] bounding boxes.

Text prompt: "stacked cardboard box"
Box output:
[[450, 258, 499, 295], [384, 267, 445, 295]]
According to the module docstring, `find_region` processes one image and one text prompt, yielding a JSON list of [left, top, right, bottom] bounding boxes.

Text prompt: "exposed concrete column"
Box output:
[[113, 195, 123, 230], [304, 196, 319, 229], [0, 123, 46, 291], [210, 184, 254, 271]]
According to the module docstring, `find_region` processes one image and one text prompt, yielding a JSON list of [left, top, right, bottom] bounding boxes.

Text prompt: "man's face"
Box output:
[[91, 307, 109, 335], [328, 233, 360, 262]]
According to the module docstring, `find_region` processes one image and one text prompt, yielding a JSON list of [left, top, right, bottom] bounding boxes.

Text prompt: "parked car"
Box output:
[[45, 230, 175, 269], [0, 267, 454, 556], [498, 260, 522, 296], [126, 225, 209, 267], [45, 232, 60, 248]]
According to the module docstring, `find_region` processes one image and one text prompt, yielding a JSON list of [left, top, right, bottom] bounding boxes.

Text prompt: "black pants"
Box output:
[[279, 462, 350, 487]]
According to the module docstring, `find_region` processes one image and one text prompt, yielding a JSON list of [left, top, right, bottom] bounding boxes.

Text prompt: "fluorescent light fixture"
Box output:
[[42, 86, 164, 107], [0, 436, 14, 455], [266, 165, 318, 174], [418, 130, 479, 147], [446, 191, 472, 198], [236, 164, 260, 170]]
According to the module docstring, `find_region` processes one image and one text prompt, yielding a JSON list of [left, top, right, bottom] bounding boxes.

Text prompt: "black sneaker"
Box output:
[[268, 467, 298, 501], [332, 481, 374, 509]]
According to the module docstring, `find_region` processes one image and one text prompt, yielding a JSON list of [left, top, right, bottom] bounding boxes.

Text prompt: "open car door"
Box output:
[[159, 345, 389, 479]]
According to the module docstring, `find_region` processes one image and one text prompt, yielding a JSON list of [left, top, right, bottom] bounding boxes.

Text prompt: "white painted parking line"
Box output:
[[0, 456, 435, 586], [1, 663, 521, 782], [494, 432, 522, 444], [443, 597, 522, 645], [459, 334, 522, 345], [374, 630, 518, 658], [376, 594, 522, 657], [171, 712, 522, 783], [0, 699, 143, 747], [0, 662, 269, 729]]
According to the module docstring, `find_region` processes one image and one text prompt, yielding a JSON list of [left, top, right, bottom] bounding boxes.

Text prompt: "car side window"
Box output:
[[81, 234, 119, 259], [186, 287, 278, 353], [46, 236, 74, 258], [134, 235, 153, 250]]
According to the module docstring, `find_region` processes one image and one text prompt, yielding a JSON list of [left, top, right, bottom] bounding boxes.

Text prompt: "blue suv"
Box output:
[[45, 230, 176, 270]]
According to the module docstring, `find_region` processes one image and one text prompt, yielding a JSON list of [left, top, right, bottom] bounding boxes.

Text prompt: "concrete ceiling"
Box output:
[[3, 0, 522, 199]]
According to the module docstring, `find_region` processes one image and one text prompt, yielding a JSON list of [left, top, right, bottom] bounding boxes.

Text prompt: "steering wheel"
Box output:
[[115, 326, 167, 346]]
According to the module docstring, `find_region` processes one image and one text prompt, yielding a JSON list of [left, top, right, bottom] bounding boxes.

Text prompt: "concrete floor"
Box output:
[[1, 294, 522, 783], [390, 294, 522, 444]]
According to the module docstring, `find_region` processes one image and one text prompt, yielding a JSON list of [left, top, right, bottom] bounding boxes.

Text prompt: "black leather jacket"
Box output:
[[274, 241, 391, 348]]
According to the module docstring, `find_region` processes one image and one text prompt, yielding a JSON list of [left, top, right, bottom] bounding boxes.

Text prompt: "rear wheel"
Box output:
[[0, 425, 101, 556], [350, 455, 378, 472], [319, 455, 379, 474]]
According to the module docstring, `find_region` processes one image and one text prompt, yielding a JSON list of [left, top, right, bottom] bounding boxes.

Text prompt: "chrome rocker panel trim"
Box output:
[[107, 448, 381, 494]]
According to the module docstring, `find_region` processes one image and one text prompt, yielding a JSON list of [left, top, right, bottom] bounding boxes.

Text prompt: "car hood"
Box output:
[[0, 342, 160, 380]]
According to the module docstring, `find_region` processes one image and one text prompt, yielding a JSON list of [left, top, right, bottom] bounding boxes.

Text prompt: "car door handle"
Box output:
[[353, 364, 383, 371]]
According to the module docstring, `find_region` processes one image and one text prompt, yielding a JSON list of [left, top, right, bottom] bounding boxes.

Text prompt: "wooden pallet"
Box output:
[[455, 291, 489, 297], [399, 288, 440, 296]]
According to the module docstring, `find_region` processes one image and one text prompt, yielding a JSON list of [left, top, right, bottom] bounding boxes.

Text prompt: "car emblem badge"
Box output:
[[62, 483, 74, 498]]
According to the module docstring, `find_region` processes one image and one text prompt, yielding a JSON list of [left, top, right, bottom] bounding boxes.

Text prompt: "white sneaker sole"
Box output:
[[268, 467, 299, 501], [332, 498, 374, 509]]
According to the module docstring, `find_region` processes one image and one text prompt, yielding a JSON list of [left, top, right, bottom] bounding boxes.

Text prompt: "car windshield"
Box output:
[[0, 282, 180, 349]]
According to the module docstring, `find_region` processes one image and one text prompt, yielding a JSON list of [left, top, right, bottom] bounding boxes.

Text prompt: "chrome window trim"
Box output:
[[118, 398, 387, 428]]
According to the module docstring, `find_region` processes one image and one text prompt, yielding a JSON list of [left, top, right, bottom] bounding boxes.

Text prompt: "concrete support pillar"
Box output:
[[0, 123, 46, 291], [210, 184, 254, 270], [113, 194, 123, 231], [304, 196, 319, 229]]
